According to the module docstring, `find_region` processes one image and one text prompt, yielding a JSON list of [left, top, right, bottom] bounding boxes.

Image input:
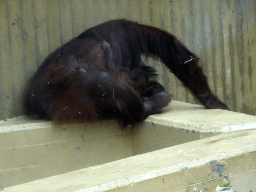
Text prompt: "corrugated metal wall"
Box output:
[[0, 0, 255, 120]]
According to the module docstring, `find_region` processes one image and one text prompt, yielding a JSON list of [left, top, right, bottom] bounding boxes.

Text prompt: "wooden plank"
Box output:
[[210, 0, 225, 102], [230, 1, 243, 112], [59, 0, 73, 43], [7, 0, 26, 117], [240, 1, 255, 115], [251, 0, 256, 115], [20, 0, 38, 79], [47, 0, 62, 53], [220, 0, 234, 110], [0, 0, 14, 119], [71, 0, 85, 36], [34, 0, 50, 66]]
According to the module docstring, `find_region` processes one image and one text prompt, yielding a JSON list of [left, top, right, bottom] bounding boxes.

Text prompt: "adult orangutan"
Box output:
[[23, 19, 228, 126]]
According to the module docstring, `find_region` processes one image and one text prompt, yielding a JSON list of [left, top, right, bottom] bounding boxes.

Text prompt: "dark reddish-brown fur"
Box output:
[[23, 19, 228, 126]]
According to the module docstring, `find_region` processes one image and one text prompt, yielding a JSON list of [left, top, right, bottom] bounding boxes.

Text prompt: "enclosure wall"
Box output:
[[0, 0, 255, 120]]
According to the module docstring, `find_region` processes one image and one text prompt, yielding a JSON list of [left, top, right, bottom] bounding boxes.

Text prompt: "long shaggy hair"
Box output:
[[24, 19, 228, 125]]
